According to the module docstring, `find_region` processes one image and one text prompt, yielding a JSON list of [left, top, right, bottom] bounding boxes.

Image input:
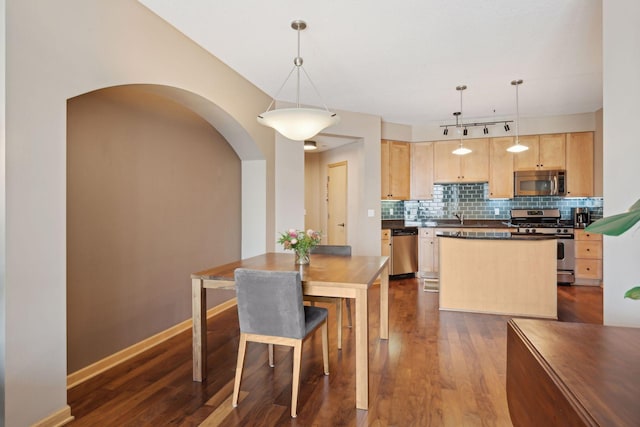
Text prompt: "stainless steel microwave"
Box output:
[[514, 170, 566, 197]]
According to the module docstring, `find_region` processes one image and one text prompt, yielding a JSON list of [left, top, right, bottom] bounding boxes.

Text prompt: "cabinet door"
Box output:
[[381, 140, 390, 198], [575, 259, 602, 280], [576, 241, 602, 259], [460, 138, 489, 182], [419, 237, 436, 275], [381, 229, 390, 257], [539, 133, 566, 170], [389, 141, 411, 199], [434, 140, 461, 183], [513, 135, 541, 171], [489, 137, 515, 198], [411, 142, 434, 199], [566, 132, 594, 197]]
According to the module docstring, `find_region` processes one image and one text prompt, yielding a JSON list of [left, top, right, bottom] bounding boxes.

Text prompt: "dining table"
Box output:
[[191, 252, 389, 410]]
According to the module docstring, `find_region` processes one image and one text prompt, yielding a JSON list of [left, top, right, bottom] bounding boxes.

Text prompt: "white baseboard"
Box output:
[[31, 405, 74, 427]]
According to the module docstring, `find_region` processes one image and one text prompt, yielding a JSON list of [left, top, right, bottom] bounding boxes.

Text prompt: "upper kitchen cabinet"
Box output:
[[411, 142, 434, 199], [489, 137, 515, 199], [434, 138, 489, 183], [381, 140, 410, 200], [566, 132, 594, 197], [513, 134, 566, 171]]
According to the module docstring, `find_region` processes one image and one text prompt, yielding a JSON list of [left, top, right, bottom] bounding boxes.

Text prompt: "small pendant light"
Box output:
[[452, 85, 472, 155], [506, 79, 529, 153]]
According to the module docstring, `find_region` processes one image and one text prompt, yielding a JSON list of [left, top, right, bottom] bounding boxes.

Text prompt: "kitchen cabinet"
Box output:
[[418, 228, 438, 278], [434, 138, 490, 183], [489, 137, 515, 199], [411, 142, 435, 199], [513, 134, 566, 171], [381, 229, 390, 257], [566, 132, 594, 197], [574, 228, 602, 285], [381, 140, 410, 200]]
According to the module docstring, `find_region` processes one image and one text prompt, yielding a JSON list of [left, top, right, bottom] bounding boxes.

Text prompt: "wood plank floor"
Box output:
[[67, 278, 603, 426]]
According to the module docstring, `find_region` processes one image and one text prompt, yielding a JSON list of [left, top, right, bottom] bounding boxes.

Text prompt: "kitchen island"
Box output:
[[439, 233, 557, 319]]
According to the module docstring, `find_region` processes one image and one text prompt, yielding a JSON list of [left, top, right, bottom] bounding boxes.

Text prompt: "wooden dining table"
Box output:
[[191, 252, 389, 410]]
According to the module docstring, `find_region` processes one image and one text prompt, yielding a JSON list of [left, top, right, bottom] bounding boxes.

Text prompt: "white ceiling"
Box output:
[[139, 0, 602, 129]]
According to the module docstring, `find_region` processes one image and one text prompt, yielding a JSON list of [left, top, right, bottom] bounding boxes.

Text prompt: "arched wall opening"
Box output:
[[66, 84, 250, 373]]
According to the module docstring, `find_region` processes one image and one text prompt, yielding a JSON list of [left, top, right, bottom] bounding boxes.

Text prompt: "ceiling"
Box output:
[[139, 0, 602, 132]]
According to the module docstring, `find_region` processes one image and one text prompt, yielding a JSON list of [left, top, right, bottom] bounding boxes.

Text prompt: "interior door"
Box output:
[[327, 161, 347, 245]]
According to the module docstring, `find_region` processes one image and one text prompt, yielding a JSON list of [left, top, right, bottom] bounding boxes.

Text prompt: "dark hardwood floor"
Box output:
[[67, 279, 602, 426]]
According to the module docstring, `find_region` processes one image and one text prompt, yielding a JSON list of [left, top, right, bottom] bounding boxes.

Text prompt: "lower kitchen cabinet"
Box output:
[[418, 228, 438, 279], [574, 229, 603, 285], [381, 229, 390, 257]]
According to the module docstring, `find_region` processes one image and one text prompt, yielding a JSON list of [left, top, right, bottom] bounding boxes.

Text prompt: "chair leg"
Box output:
[[336, 299, 342, 350], [321, 319, 329, 375], [345, 298, 352, 328], [291, 341, 303, 418], [268, 343, 274, 367], [232, 334, 247, 408]]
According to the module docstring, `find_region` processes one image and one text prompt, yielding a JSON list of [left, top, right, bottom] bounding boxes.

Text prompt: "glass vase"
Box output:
[[295, 248, 310, 265]]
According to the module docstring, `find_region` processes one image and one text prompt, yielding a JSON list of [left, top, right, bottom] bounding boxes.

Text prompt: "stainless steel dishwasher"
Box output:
[[390, 227, 418, 276]]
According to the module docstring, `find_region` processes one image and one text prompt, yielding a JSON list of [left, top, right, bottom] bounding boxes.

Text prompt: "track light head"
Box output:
[[504, 123, 510, 132], [443, 127, 448, 136], [463, 127, 468, 136], [483, 126, 489, 135]]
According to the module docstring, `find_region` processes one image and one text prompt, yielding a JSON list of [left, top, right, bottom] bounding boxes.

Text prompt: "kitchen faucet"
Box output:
[[454, 212, 464, 225]]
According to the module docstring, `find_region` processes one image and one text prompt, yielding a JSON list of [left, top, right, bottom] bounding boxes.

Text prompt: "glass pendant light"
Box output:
[[506, 79, 529, 153], [452, 85, 472, 155], [257, 20, 340, 141]]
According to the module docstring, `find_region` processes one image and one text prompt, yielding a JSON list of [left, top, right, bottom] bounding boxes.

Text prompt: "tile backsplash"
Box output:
[[381, 183, 604, 222]]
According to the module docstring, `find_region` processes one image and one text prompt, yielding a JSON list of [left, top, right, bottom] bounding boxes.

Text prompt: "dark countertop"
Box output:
[[439, 231, 556, 240], [382, 219, 513, 230]]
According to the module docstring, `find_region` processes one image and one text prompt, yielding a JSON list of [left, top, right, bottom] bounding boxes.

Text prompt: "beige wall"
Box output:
[[4, 0, 274, 425], [67, 85, 238, 372]]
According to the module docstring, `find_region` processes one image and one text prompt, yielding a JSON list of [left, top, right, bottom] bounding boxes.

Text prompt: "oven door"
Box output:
[[557, 236, 575, 284]]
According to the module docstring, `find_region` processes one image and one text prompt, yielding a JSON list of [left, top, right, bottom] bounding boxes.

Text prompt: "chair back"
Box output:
[[310, 245, 352, 256], [234, 269, 306, 339]]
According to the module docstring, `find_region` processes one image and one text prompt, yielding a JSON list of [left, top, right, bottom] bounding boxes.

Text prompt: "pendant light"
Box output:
[[257, 20, 340, 141], [452, 85, 472, 156], [506, 79, 529, 153]]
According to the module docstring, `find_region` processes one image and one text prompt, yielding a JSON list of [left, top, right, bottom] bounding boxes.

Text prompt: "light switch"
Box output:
[[367, 209, 375, 217], [390, 208, 394, 215]]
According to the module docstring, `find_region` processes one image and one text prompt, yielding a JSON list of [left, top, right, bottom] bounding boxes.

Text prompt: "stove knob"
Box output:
[[557, 228, 562, 233], [531, 228, 536, 234]]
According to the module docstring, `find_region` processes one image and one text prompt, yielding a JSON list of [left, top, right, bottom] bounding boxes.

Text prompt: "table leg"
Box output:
[[379, 263, 389, 340], [355, 288, 369, 410], [192, 278, 207, 381]]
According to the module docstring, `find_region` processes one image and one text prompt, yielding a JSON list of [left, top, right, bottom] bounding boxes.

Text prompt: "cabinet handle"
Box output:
[[586, 267, 591, 271], [586, 248, 590, 252]]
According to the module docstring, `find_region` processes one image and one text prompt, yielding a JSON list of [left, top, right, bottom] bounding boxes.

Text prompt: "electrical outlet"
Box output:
[[389, 208, 394, 215], [494, 208, 500, 215], [367, 209, 375, 217]]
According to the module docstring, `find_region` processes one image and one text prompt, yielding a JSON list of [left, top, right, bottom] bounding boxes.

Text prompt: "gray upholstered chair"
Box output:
[[305, 245, 352, 350], [232, 268, 329, 418]]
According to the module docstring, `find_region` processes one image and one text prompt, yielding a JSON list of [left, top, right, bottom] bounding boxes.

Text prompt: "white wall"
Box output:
[[3, 0, 274, 425], [382, 121, 412, 141], [602, 0, 640, 326], [1, 0, 6, 421]]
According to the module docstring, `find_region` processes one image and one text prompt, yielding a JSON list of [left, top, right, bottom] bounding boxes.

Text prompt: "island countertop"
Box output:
[[437, 231, 557, 240]]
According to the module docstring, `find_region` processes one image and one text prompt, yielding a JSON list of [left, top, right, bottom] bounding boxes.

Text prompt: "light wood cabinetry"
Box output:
[[574, 228, 602, 285], [489, 137, 515, 199], [434, 138, 489, 183], [381, 140, 410, 200], [381, 229, 390, 257], [514, 134, 566, 171], [566, 132, 594, 197], [411, 142, 434, 199], [418, 228, 438, 278]]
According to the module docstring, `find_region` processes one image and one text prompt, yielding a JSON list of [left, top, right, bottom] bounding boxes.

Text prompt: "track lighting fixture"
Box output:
[[463, 127, 468, 136], [443, 127, 448, 136], [483, 126, 489, 135], [504, 123, 510, 132]]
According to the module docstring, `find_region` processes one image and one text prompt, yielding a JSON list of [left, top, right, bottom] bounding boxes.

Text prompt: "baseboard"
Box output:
[[31, 405, 74, 427], [67, 298, 237, 389]]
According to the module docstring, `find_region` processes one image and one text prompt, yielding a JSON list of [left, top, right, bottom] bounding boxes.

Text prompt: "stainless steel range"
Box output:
[[509, 209, 575, 284]]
